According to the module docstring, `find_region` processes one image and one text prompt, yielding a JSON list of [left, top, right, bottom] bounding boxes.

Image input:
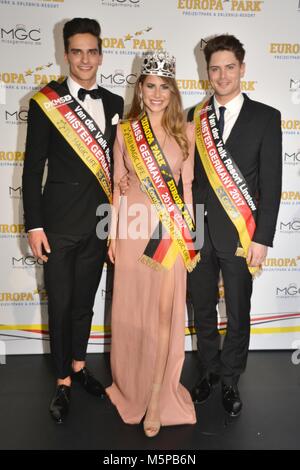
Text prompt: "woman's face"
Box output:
[[140, 75, 171, 117]]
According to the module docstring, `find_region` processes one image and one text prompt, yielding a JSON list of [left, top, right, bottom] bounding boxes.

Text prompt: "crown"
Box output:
[[141, 50, 176, 79]]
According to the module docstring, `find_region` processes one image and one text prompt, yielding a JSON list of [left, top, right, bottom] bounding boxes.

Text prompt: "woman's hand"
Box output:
[[119, 174, 129, 195]]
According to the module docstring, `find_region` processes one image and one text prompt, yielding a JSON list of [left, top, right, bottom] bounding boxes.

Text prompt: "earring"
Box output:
[[139, 93, 144, 110]]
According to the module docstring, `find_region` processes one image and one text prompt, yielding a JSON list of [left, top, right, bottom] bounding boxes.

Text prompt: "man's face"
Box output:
[[208, 50, 245, 103], [64, 33, 102, 88]]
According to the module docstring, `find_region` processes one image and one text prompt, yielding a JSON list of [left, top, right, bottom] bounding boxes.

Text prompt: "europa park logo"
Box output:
[[102, 27, 165, 55], [0, 151, 25, 168], [270, 42, 300, 60], [0, 224, 26, 238], [177, 0, 263, 17], [0, 288, 47, 306], [177, 77, 256, 96], [0, 63, 64, 92], [281, 191, 300, 206], [281, 118, 300, 135], [263, 256, 300, 272]]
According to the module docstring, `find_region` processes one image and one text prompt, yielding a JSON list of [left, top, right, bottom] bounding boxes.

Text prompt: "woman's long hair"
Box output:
[[127, 75, 189, 161]]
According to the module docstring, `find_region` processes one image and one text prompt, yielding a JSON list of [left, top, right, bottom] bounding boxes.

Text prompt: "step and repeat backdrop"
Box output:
[[0, 0, 299, 356]]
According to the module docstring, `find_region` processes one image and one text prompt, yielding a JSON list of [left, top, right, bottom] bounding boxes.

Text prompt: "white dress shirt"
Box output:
[[213, 93, 244, 143], [202, 93, 244, 218], [29, 77, 106, 232], [67, 76, 106, 133]]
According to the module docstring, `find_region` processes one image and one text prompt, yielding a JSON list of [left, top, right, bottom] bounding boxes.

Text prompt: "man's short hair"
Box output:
[[204, 34, 245, 66], [63, 17, 102, 54]]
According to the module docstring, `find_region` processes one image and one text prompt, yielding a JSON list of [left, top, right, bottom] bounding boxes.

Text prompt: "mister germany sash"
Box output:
[[32, 80, 112, 202], [194, 99, 260, 276]]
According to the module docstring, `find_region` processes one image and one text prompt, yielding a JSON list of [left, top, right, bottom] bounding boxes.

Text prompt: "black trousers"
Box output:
[[44, 229, 108, 379], [188, 222, 253, 386]]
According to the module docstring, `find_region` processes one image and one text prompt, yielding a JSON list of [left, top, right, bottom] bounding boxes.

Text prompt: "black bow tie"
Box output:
[[77, 87, 102, 102]]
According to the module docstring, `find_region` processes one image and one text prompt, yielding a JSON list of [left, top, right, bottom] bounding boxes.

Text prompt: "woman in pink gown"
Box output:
[[106, 51, 197, 437]]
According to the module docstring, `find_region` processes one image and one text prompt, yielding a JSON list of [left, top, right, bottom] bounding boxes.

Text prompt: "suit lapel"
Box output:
[[225, 94, 253, 148], [100, 86, 113, 142]]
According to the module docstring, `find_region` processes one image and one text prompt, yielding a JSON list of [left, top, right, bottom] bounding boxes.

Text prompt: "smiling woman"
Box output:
[[106, 50, 198, 438]]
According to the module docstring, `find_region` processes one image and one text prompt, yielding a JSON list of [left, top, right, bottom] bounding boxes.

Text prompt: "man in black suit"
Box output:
[[22, 18, 124, 423], [188, 35, 282, 416]]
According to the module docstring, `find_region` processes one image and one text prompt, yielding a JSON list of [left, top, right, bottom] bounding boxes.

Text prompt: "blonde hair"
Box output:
[[127, 75, 189, 161]]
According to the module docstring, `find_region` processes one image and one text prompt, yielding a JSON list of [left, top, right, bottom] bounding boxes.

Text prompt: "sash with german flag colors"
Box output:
[[194, 99, 260, 276], [121, 112, 200, 272], [32, 80, 112, 203]]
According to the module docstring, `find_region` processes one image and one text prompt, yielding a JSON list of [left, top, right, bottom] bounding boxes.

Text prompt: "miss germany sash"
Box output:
[[194, 99, 260, 276], [121, 112, 200, 272], [32, 81, 112, 202]]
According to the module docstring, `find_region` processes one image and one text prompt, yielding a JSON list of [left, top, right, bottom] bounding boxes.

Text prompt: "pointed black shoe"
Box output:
[[191, 377, 211, 404], [49, 385, 71, 424], [72, 367, 106, 398], [222, 383, 242, 417], [191, 373, 220, 404]]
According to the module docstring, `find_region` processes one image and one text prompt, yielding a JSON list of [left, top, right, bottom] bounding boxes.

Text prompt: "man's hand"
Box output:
[[247, 241, 268, 267], [28, 230, 51, 262], [119, 174, 129, 195]]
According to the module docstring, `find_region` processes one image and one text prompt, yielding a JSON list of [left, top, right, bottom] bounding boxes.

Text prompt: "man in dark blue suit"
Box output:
[[188, 35, 282, 416], [23, 18, 124, 423]]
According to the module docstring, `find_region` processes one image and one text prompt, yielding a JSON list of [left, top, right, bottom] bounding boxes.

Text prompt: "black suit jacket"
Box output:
[[22, 80, 124, 235], [188, 94, 282, 251]]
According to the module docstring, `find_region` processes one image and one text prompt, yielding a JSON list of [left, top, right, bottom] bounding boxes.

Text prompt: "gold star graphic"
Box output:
[[25, 69, 34, 76], [124, 34, 133, 41], [135, 31, 143, 36]]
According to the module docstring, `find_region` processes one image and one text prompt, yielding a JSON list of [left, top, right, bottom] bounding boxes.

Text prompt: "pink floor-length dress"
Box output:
[[106, 122, 196, 426]]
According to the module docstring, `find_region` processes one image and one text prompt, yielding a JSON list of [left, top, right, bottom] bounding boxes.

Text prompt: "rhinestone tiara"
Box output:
[[141, 50, 176, 79]]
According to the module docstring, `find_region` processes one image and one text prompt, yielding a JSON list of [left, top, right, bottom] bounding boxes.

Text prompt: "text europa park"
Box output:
[[0, 290, 47, 303], [0, 152, 24, 162], [0, 72, 63, 86], [263, 257, 300, 269], [177, 79, 255, 92], [177, 0, 263, 12]]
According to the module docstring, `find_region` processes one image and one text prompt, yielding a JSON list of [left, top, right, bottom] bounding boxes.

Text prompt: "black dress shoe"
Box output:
[[49, 385, 71, 424], [191, 373, 220, 404], [222, 383, 242, 417], [191, 377, 211, 404], [209, 372, 221, 387], [72, 367, 105, 398]]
